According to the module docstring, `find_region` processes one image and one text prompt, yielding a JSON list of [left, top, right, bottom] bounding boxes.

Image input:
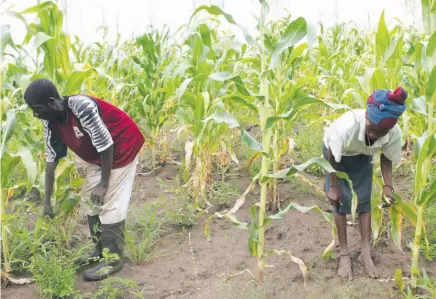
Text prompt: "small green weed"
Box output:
[[27, 243, 79, 299], [77, 275, 144, 299], [124, 203, 166, 264], [167, 200, 198, 230], [292, 122, 324, 176], [207, 180, 240, 207]]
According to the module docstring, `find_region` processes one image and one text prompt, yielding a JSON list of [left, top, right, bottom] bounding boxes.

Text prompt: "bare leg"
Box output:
[[335, 211, 353, 280], [358, 212, 380, 278]]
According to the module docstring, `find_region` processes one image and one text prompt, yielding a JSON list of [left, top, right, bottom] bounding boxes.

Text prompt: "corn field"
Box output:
[[1, 0, 436, 298]]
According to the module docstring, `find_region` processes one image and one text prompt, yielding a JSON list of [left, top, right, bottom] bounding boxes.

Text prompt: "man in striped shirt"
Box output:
[[24, 79, 145, 281]]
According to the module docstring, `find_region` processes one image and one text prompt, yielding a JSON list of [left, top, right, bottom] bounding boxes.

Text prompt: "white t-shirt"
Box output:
[[323, 109, 403, 164]]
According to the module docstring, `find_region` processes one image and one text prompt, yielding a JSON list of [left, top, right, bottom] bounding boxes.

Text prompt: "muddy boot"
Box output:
[[75, 215, 102, 266], [83, 220, 125, 281]]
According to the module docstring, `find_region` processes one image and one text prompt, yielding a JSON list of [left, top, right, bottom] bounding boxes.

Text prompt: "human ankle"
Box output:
[[340, 247, 349, 256], [360, 244, 371, 255]]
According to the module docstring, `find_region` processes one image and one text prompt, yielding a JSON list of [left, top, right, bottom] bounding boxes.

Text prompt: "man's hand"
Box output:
[[91, 183, 108, 205], [327, 184, 342, 208], [381, 185, 395, 208], [42, 204, 54, 218]]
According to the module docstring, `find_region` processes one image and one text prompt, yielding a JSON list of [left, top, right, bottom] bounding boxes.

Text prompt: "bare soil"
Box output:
[[2, 163, 435, 299]]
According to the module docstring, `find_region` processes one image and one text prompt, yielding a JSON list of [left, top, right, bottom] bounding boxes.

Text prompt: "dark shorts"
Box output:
[[322, 145, 373, 214]]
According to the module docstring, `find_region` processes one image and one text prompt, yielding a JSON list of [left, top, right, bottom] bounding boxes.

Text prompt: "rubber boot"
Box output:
[[75, 215, 102, 266], [83, 220, 125, 281]]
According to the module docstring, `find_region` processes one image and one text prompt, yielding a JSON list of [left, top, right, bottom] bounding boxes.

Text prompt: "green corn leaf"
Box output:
[[216, 212, 249, 231], [261, 157, 359, 221], [414, 42, 424, 69], [33, 32, 54, 48], [396, 194, 417, 225], [265, 109, 294, 130], [417, 179, 436, 206], [64, 68, 96, 95], [376, 11, 390, 62], [219, 94, 258, 113], [2, 147, 37, 192], [202, 111, 240, 129], [425, 66, 436, 102], [209, 73, 250, 96], [197, 24, 212, 50], [265, 97, 351, 131], [287, 43, 308, 66], [389, 203, 403, 249], [70, 177, 85, 189], [383, 34, 401, 63], [426, 31, 436, 58], [58, 193, 80, 216], [413, 131, 436, 203], [176, 78, 193, 100], [421, 0, 433, 34], [370, 68, 387, 91], [192, 34, 204, 66], [1, 153, 21, 188], [209, 72, 232, 81], [1, 109, 17, 158], [371, 203, 382, 241], [189, 5, 257, 48], [241, 129, 264, 153], [270, 17, 307, 69], [1, 24, 18, 54], [411, 97, 428, 116]]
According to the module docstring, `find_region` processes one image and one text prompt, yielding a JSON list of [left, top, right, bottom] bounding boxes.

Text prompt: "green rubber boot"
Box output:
[[75, 215, 102, 266], [83, 220, 125, 281]]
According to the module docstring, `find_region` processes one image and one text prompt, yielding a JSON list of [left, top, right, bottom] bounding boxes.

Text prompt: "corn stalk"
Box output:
[[410, 66, 436, 291]]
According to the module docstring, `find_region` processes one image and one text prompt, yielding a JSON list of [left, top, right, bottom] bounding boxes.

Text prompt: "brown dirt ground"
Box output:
[[2, 163, 435, 299]]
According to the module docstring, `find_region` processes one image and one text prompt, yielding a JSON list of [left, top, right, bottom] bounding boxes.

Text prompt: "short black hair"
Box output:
[[24, 79, 61, 105]]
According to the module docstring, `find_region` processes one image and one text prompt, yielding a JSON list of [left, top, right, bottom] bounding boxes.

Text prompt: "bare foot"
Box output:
[[338, 254, 353, 280], [358, 251, 380, 278]]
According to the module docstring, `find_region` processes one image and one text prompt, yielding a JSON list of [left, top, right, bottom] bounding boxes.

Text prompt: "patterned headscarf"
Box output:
[[366, 87, 408, 129]]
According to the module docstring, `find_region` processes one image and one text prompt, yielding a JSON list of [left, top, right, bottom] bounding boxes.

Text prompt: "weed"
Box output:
[[124, 203, 166, 264], [77, 275, 144, 299], [292, 121, 324, 176], [27, 243, 79, 299], [206, 180, 240, 207], [167, 200, 198, 230]]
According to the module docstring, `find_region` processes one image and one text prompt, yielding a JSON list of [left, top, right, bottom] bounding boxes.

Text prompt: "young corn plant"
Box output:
[[173, 19, 249, 201], [132, 28, 177, 170], [1, 107, 37, 275], [199, 2, 359, 284], [409, 66, 436, 291]]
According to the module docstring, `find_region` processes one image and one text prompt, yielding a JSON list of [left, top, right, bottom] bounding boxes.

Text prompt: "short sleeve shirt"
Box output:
[[323, 109, 403, 164]]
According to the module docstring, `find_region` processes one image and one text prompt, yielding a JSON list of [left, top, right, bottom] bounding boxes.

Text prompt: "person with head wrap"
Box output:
[[322, 87, 407, 280]]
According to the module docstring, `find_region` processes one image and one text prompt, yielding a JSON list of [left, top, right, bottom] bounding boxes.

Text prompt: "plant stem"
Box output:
[[271, 130, 279, 211], [427, 103, 433, 134], [1, 191, 11, 273], [257, 0, 270, 282], [411, 205, 424, 291], [258, 126, 271, 281]]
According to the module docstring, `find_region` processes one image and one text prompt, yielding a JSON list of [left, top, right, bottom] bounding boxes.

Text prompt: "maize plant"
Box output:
[[200, 1, 359, 283], [1, 107, 37, 274], [409, 65, 436, 290]]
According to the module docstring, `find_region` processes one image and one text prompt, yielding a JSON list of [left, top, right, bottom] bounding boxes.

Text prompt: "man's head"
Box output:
[[24, 79, 64, 121], [365, 87, 408, 141]]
